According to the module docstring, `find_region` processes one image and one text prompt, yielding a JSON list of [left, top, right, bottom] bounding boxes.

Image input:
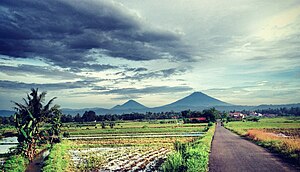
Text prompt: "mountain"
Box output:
[[111, 100, 148, 110], [162, 92, 231, 108], [0, 110, 15, 117]]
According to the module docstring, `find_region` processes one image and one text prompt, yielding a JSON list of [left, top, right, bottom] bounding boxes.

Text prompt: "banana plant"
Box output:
[[13, 88, 61, 161]]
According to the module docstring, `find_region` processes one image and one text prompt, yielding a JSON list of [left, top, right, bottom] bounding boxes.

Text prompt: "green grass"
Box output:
[[66, 127, 205, 135], [161, 151, 183, 172], [42, 141, 71, 172], [62, 121, 206, 135], [225, 117, 300, 135], [3, 154, 28, 172], [161, 124, 215, 172]]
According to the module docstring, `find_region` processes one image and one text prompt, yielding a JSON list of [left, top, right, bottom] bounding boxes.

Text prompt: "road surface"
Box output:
[[209, 123, 299, 172]]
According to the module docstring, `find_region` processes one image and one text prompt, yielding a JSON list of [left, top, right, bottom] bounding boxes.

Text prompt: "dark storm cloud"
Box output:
[[101, 86, 193, 95], [0, 0, 193, 71], [123, 68, 187, 81], [0, 64, 78, 79], [0, 79, 100, 90]]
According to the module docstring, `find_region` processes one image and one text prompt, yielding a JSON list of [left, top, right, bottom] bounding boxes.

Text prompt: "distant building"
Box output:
[[229, 112, 245, 120], [249, 112, 263, 117], [185, 117, 207, 123]]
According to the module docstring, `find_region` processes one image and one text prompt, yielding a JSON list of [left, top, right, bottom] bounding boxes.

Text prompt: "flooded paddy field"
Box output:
[[62, 120, 208, 171]]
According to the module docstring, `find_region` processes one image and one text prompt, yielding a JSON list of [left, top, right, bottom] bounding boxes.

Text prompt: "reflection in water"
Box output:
[[0, 137, 18, 154]]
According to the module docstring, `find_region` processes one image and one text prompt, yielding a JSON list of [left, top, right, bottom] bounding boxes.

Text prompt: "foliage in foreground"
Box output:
[[3, 154, 28, 172], [42, 141, 70, 172], [161, 123, 215, 172], [13, 88, 62, 161]]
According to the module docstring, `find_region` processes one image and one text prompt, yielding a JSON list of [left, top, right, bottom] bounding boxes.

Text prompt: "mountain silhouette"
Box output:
[[111, 100, 148, 110], [162, 92, 231, 107]]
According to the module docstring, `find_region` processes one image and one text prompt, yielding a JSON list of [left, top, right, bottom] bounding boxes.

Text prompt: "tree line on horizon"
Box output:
[[60, 108, 221, 123]]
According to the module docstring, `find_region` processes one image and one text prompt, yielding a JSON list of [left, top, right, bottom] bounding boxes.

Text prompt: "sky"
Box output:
[[0, 0, 300, 110]]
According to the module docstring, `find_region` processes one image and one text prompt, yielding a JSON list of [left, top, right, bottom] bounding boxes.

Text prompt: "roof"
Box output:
[[189, 117, 207, 121]]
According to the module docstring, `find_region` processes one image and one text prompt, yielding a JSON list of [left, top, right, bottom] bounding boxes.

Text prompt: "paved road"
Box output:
[[209, 123, 299, 172]]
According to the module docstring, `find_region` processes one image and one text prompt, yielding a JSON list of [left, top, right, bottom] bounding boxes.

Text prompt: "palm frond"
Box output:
[[30, 88, 36, 96], [39, 91, 47, 103], [27, 93, 31, 102], [12, 101, 26, 111], [23, 98, 29, 106], [43, 97, 57, 112]]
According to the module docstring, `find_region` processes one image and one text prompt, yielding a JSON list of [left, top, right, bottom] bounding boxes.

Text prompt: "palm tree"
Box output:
[[13, 88, 60, 161]]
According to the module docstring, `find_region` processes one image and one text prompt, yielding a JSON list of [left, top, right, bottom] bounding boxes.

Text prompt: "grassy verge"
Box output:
[[161, 124, 216, 172], [42, 141, 71, 172], [3, 154, 28, 172], [247, 129, 300, 165]]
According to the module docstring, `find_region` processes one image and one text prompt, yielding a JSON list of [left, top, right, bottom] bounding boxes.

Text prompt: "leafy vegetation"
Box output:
[[161, 151, 183, 172], [162, 123, 215, 172], [2, 154, 28, 172], [13, 88, 62, 161]]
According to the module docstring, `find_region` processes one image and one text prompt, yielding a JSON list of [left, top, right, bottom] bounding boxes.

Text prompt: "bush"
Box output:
[[63, 132, 70, 138], [3, 154, 28, 172], [161, 151, 184, 172], [162, 124, 216, 172], [203, 126, 209, 132], [174, 141, 187, 154]]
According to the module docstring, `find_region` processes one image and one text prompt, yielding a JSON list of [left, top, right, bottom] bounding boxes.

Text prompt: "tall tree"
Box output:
[[13, 88, 61, 161]]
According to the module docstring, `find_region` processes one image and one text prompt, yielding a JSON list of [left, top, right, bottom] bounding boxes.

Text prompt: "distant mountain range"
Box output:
[[1, 91, 300, 116]]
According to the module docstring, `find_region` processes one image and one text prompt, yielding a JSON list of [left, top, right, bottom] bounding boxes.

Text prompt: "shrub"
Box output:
[[3, 154, 28, 172], [63, 132, 70, 138], [162, 124, 216, 172], [101, 122, 106, 129], [203, 126, 209, 132], [161, 151, 184, 172]]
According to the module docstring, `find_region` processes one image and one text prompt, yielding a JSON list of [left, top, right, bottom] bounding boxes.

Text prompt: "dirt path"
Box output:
[[209, 123, 299, 172], [25, 149, 49, 172]]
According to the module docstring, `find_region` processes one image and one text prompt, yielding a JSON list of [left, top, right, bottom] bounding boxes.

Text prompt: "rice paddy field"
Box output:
[[52, 120, 209, 171], [224, 117, 300, 165]]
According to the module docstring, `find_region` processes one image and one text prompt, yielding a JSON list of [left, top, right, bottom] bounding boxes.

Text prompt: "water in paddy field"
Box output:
[[64, 132, 204, 140], [0, 137, 18, 154]]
